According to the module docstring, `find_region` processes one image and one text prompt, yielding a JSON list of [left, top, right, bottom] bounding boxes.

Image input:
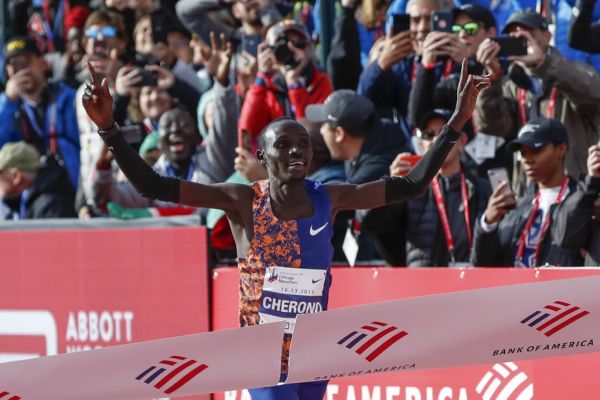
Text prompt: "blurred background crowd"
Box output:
[[0, 0, 599, 268]]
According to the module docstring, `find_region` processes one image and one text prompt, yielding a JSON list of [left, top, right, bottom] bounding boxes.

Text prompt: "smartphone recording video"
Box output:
[[431, 10, 453, 33], [392, 14, 410, 36], [487, 167, 512, 193], [492, 36, 528, 57], [132, 68, 158, 88]]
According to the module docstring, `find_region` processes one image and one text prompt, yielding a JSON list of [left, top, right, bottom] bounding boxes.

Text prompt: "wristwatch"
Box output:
[[98, 122, 120, 141]]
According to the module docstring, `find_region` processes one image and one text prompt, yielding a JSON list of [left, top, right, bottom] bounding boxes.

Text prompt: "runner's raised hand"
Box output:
[[82, 62, 114, 130]]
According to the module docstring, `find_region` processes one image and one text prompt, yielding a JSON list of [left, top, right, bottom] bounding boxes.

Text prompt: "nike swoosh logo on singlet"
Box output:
[[309, 223, 328, 236]]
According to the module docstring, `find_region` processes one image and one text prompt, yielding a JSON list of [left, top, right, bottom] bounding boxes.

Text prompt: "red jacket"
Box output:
[[238, 66, 333, 147]]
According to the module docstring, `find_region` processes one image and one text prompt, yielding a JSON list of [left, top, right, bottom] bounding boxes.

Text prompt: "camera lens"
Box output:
[[272, 40, 298, 68]]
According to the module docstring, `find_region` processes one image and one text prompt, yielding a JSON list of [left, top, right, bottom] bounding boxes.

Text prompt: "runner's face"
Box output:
[[261, 121, 313, 182]]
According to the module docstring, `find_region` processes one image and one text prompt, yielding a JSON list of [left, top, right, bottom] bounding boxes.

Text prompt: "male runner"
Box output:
[[82, 59, 490, 400]]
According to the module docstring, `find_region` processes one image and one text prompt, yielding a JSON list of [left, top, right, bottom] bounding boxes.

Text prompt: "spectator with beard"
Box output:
[[0, 36, 80, 192], [238, 20, 333, 151]]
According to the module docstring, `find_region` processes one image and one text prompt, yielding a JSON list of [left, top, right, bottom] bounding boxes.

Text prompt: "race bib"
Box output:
[[259, 266, 327, 334]]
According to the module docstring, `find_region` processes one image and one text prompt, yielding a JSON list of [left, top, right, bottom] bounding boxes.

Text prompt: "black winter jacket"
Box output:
[[472, 176, 600, 267]]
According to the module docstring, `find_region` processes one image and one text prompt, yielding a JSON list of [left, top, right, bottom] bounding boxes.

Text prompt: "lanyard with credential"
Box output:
[[515, 176, 569, 267], [21, 97, 58, 154], [517, 86, 558, 126], [431, 171, 472, 263]]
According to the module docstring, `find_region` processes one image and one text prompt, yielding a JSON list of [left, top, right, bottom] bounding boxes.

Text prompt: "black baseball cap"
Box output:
[[3, 36, 41, 62], [453, 4, 497, 30], [507, 117, 568, 151], [305, 90, 375, 131], [503, 9, 549, 33], [417, 109, 453, 130]]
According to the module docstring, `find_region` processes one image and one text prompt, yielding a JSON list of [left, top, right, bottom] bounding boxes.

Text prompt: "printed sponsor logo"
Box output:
[[521, 300, 589, 337], [136, 355, 208, 395], [0, 391, 22, 400], [309, 223, 328, 236], [0, 310, 57, 363], [475, 362, 533, 400], [266, 269, 279, 283], [337, 321, 408, 362]]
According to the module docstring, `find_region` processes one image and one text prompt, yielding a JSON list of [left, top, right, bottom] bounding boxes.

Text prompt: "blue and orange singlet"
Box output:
[[237, 179, 334, 374]]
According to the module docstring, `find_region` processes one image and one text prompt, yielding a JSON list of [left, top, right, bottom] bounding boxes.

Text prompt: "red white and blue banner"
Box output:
[[286, 276, 600, 384], [0, 322, 285, 400]]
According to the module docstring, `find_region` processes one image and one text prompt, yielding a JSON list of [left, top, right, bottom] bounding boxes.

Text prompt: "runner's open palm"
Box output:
[[82, 62, 114, 130]]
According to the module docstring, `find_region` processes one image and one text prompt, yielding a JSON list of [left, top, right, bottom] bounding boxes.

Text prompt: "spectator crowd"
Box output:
[[0, 0, 599, 267]]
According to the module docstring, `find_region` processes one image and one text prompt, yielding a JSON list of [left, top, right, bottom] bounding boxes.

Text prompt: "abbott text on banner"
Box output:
[[0, 322, 285, 400], [286, 276, 600, 383]]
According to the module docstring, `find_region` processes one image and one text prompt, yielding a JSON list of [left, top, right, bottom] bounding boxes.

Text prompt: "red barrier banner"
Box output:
[[0, 226, 210, 400], [213, 267, 600, 400]]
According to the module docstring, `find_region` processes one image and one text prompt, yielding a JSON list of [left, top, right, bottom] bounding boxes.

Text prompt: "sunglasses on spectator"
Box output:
[[451, 22, 480, 36], [85, 26, 117, 40], [271, 37, 308, 49], [417, 129, 438, 141]]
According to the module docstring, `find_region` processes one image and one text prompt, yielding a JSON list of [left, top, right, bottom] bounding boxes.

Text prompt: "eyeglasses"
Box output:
[[416, 128, 438, 141], [451, 22, 480, 36], [85, 26, 117, 40]]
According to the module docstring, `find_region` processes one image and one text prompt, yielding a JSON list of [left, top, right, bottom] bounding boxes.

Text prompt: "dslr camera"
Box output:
[[270, 38, 308, 70]]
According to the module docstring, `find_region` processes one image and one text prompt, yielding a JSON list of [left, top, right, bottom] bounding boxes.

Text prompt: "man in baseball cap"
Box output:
[[3, 36, 41, 62], [0, 141, 76, 219], [507, 117, 568, 152], [306, 89, 409, 181], [474, 7, 600, 195], [502, 8, 549, 33], [0, 141, 41, 200], [473, 116, 600, 268]]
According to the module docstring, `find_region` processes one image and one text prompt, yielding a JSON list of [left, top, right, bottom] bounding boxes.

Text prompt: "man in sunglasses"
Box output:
[[238, 20, 332, 148], [363, 109, 491, 267], [475, 8, 600, 195], [408, 4, 507, 181], [75, 10, 129, 218]]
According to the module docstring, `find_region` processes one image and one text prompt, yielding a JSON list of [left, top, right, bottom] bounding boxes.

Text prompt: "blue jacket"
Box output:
[[0, 82, 80, 189], [388, 0, 600, 72]]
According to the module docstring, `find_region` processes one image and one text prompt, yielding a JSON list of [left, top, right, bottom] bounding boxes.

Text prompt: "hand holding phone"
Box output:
[[391, 14, 410, 36], [131, 67, 158, 87], [390, 153, 421, 176], [431, 10, 453, 33], [491, 36, 528, 57], [484, 167, 517, 224], [487, 167, 512, 193]]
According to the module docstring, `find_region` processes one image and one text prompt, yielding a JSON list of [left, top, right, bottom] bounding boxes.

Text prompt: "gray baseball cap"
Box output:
[[305, 90, 375, 131], [0, 142, 41, 172]]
